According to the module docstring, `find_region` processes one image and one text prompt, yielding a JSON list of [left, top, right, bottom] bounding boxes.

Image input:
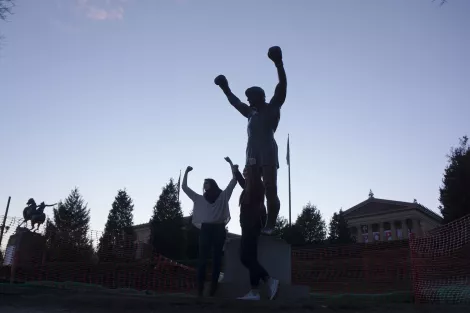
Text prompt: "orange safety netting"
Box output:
[[2, 214, 470, 303], [409, 214, 470, 304], [292, 240, 411, 294], [0, 216, 196, 293]]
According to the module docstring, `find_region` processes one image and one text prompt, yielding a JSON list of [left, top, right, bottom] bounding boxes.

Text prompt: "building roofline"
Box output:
[[343, 197, 443, 223]]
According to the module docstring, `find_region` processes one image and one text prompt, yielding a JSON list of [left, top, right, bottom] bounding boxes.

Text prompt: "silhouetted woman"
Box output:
[[225, 157, 279, 301], [182, 161, 237, 297]]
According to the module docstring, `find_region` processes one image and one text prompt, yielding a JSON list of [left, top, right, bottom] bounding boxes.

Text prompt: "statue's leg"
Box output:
[[261, 166, 280, 231]]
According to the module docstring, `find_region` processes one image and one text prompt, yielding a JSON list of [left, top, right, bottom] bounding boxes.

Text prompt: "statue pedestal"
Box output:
[[211, 236, 309, 301], [5, 228, 46, 282]]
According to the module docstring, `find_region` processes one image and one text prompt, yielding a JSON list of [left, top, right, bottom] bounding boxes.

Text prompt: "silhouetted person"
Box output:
[[182, 162, 237, 298], [31, 201, 56, 231], [224, 157, 267, 230], [215, 46, 287, 235], [227, 160, 279, 301]]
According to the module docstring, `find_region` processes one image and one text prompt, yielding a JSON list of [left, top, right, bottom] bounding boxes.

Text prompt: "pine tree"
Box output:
[[98, 189, 135, 262], [439, 136, 470, 224], [149, 179, 186, 260], [44, 187, 93, 262], [281, 224, 305, 246], [295, 202, 327, 244], [328, 209, 353, 244], [270, 215, 306, 246], [273, 216, 288, 237]]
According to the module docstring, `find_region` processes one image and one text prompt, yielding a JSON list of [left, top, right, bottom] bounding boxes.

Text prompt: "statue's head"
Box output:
[[27, 198, 35, 205], [245, 86, 266, 108]]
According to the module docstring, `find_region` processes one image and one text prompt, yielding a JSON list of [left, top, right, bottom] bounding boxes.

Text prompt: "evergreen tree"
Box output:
[[98, 189, 135, 262], [328, 209, 354, 244], [439, 136, 470, 224], [149, 179, 186, 260], [44, 187, 93, 262], [281, 224, 305, 246], [273, 216, 288, 237], [295, 202, 327, 244]]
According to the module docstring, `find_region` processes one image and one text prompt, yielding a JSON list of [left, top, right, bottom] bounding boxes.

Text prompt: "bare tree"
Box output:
[[0, 0, 14, 47], [0, 0, 14, 21], [432, 0, 447, 6]]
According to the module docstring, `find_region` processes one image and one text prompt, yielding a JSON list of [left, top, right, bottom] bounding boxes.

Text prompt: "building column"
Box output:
[[367, 224, 373, 243], [415, 219, 423, 237], [379, 222, 385, 241], [360, 225, 368, 243], [391, 221, 397, 240], [420, 220, 427, 236], [402, 220, 409, 239], [355, 225, 363, 243]]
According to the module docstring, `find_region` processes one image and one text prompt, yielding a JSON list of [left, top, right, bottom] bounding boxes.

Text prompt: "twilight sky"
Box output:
[[1, 0, 469, 235]]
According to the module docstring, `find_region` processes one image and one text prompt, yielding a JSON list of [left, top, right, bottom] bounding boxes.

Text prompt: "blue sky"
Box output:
[[0, 0, 469, 235]]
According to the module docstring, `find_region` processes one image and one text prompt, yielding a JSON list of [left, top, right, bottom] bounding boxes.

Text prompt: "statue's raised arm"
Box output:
[[215, 75, 252, 118], [268, 46, 287, 108]]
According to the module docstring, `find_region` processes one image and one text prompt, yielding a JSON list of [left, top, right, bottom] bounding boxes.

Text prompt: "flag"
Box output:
[[177, 170, 181, 201], [286, 134, 290, 166]]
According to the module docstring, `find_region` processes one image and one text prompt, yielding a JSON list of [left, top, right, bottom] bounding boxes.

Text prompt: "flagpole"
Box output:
[[177, 169, 181, 202], [287, 134, 292, 226]]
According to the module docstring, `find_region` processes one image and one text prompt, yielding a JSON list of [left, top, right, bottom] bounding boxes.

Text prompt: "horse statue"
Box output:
[[19, 198, 38, 229], [30, 202, 57, 232]]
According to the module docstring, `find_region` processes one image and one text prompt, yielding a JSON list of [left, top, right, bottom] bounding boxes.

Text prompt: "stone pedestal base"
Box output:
[[216, 235, 309, 301], [223, 236, 292, 284], [5, 228, 46, 282]]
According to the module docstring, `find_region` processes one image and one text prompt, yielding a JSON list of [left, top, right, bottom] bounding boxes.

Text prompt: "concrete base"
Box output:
[[206, 282, 310, 301], [6, 228, 45, 266], [223, 235, 291, 284], [217, 235, 309, 301]]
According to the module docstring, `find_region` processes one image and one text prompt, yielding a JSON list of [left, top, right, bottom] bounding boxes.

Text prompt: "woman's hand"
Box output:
[[224, 156, 233, 165], [232, 164, 239, 173], [186, 166, 193, 173]]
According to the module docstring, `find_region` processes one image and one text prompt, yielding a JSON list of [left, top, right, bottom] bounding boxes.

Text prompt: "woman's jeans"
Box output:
[[239, 224, 269, 288], [197, 223, 226, 295]]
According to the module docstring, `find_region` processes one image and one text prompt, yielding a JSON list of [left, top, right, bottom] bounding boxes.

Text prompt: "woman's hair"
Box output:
[[203, 178, 222, 204], [240, 165, 265, 206]]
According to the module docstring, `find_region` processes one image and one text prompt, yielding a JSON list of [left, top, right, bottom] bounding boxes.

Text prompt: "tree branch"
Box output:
[[0, 0, 14, 21]]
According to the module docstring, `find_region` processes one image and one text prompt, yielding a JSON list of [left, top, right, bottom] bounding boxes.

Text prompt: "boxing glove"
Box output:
[[268, 46, 283, 66], [214, 75, 229, 89]]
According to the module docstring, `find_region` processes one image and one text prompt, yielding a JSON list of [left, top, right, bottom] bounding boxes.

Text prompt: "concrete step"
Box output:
[[204, 282, 310, 302]]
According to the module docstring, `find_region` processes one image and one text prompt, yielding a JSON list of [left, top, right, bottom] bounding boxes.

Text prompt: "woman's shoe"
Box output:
[[267, 277, 279, 300], [237, 290, 261, 300]]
